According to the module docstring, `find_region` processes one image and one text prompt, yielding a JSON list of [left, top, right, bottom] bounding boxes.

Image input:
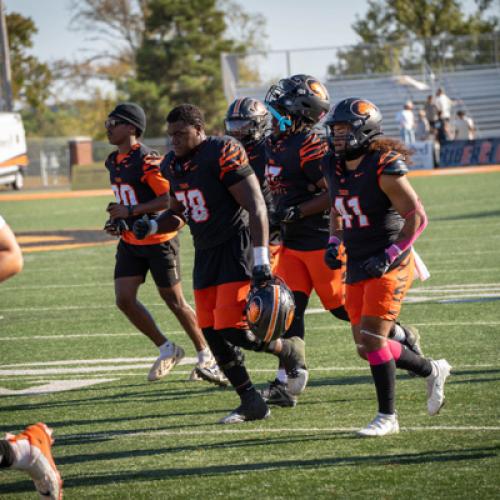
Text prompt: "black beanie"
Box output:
[[109, 102, 146, 134]]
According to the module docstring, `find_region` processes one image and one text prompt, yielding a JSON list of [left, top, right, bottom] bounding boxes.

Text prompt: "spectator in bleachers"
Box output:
[[435, 111, 452, 145], [416, 109, 431, 141], [424, 95, 438, 131], [435, 88, 453, 122], [454, 110, 476, 140], [395, 101, 415, 145]]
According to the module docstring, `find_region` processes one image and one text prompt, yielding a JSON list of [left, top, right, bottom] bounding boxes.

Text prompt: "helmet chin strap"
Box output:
[[266, 104, 292, 131]]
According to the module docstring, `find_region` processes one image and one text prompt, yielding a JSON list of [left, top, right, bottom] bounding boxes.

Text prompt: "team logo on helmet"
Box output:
[[247, 296, 263, 324], [351, 99, 377, 117], [308, 79, 328, 101]]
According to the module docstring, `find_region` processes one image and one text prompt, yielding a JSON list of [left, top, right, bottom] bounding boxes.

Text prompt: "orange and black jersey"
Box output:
[[161, 136, 254, 250], [246, 139, 280, 246], [323, 149, 409, 283], [265, 130, 329, 250], [105, 143, 174, 245]]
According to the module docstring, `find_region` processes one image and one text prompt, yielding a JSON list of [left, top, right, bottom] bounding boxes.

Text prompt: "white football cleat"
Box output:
[[148, 343, 185, 381], [427, 359, 452, 416], [357, 413, 400, 437], [195, 360, 229, 387], [7, 422, 63, 500]]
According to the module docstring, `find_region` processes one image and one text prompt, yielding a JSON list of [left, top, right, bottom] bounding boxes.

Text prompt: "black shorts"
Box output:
[[114, 237, 181, 288], [193, 228, 252, 290]]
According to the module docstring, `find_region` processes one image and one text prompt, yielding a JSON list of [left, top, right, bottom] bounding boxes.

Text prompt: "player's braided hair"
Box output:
[[166, 104, 205, 130]]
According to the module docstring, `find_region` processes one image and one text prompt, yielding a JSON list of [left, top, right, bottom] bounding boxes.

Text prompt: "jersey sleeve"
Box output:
[[299, 133, 328, 184], [141, 155, 170, 196], [217, 138, 254, 187], [377, 151, 409, 176]]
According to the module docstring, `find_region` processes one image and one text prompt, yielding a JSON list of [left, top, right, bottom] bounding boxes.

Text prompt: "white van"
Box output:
[[0, 112, 28, 189]]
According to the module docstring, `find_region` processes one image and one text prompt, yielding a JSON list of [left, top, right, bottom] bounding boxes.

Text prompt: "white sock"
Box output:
[[159, 340, 174, 356], [197, 346, 212, 364], [392, 324, 406, 342], [276, 368, 288, 384]]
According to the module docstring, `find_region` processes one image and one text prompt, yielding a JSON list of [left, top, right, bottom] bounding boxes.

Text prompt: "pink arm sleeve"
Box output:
[[386, 200, 428, 262]]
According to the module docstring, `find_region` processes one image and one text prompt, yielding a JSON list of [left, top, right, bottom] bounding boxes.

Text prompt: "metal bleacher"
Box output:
[[236, 67, 500, 139]]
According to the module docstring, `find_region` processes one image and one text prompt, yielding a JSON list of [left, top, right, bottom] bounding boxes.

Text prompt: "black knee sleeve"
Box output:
[[202, 327, 245, 370], [219, 327, 265, 352], [0, 440, 15, 468], [284, 291, 309, 339], [329, 305, 350, 322]]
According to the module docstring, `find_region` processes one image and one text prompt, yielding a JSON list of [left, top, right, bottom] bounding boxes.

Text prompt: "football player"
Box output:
[[133, 104, 307, 423], [322, 97, 451, 436], [0, 222, 62, 498], [262, 74, 348, 406], [104, 102, 225, 385], [224, 97, 281, 270]]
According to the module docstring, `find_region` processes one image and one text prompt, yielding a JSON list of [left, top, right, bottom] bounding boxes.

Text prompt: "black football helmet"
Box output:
[[325, 97, 383, 160], [224, 98, 269, 146], [246, 276, 295, 344], [265, 74, 330, 129]]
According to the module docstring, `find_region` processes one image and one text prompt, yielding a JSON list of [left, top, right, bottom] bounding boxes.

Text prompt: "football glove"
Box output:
[[251, 264, 272, 288], [133, 216, 153, 240], [103, 218, 128, 237], [324, 242, 342, 270], [361, 251, 391, 278], [270, 206, 302, 225]]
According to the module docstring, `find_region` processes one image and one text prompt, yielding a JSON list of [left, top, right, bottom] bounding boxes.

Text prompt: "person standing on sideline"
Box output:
[[104, 102, 226, 385], [454, 110, 476, 140], [323, 97, 451, 437], [395, 101, 415, 145], [133, 104, 307, 424]]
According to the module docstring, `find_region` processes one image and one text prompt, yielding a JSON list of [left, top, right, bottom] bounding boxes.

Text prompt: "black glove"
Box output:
[[132, 217, 152, 240], [251, 264, 272, 287], [103, 218, 128, 237], [270, 206, 302, 225], [324, 242, 342, 270], [280, 206, 302, 224], [361, 251, 391, 278]]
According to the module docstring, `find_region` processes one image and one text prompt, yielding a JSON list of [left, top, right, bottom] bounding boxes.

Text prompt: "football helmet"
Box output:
[[224, 98, 269, 146], [265, 74, 330, 128], [246, 276, 295, 344], [325, 97, 383, 160]]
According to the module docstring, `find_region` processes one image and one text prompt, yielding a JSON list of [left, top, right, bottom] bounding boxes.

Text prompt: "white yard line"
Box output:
[[63, 425, 500, 441]]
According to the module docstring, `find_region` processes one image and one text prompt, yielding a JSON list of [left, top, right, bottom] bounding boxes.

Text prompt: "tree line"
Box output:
[[8, 0, 498, 138]]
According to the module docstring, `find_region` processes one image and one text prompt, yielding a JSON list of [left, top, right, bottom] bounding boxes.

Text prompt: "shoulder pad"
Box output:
[[378, 152, 408, 175]]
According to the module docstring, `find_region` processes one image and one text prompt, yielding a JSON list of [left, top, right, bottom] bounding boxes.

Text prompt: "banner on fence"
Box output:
[[409, 141, 435, 170], [439, 138, 500, 167]]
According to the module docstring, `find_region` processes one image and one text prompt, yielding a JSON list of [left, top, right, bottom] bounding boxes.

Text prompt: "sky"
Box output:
[[4, 0, 368, 81]]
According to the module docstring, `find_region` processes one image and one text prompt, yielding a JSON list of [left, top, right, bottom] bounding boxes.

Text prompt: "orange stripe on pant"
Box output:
[[194, 281, 251, 330], [345, 252, 415, 326], [275, 246, 345, 310]]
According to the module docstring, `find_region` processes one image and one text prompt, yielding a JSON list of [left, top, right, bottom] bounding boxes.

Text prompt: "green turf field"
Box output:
[[0, 171, 499, 499]]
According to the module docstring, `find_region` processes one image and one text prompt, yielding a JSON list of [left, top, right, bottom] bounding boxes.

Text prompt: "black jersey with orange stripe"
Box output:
[[265, 130, 329, 250], [105, 143, 174, 245], [161, 136, 254, 250], [323, 149, 409, 282], [246, 139, 280, 246]]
